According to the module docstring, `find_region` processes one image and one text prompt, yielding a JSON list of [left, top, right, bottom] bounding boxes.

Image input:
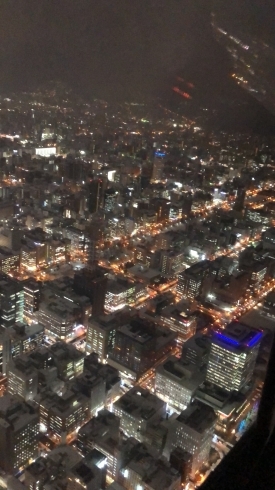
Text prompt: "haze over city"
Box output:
[[0, 2, 274, 490]]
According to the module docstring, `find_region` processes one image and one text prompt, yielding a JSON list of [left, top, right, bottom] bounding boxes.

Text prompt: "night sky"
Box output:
[[0, 0, 274, 104]]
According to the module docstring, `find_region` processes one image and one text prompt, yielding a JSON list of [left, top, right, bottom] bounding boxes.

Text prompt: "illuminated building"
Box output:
[[105, 278, 136, 313], [262, 227, 275, 250], [151, 157, 164, 182], [25, 445, 105, 490], [8, 355, 38, 401], [1, 322, 44, 375], [84, 353, 121, 405], [206, 322, 263, 393], [104, 188, 117, 212], [0, 247, 20, 275], [0, 274, 24, 330], [150, 197, 170, 223], [160, 302, 197, 344], [113, 387, 166, 442], [35, 147, 56, 157], [67, 457, 105, 490], [48, 341, 84, 381], [25, 446, 83, 490], [39, 389, 90, 442], [108, 318, 176, 381], [155, 356, 204, 412], [77, 409, 121, 479], [86, 314, 118, 362], [119, 440, 181, 490], [21, 246, 37, 271], [160, 250, 185, 275], [23, 278, 40, 323], [24, 228, 48, 269], [73, 371, 106, 416], [164, 401, 216, 478], [39, 296, 81, 342], [106, 215, 125, 239], [47, 239, 67, 264], [0, 394, 39, 474], [87, 179, 104, 214], [65, 226, 90, 256], [177, 260, 211, 300]]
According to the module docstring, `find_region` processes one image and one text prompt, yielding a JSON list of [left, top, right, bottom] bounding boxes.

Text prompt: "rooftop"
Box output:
[[177, 400, 216, 434]]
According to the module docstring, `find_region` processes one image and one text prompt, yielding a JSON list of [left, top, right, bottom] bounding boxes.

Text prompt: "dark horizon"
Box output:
[[0, 1, 273, 103]]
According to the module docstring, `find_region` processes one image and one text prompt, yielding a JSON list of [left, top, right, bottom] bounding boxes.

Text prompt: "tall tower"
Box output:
[[206, 322, 263, 393]]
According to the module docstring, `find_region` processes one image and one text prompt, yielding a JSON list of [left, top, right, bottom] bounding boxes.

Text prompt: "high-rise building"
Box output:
[[86, 314, 119, 362], [164, 401, 216, 478], [87, 179, 104, 213], [155, 356, 205, 412], [206, 322, 263, 393], [0, 322, 44, 375], [104, 188, 117, 213], [77, 409, 121, 479], [181, 333, 211, 368], [8, 355, 38, 401], [160, 303, 197, 344], [177, 261, 211, 300], [39, 389, 90, 442], [108, 318, 176, 381], [23, 278, 40, 323], [73, 265, 108, 317], [0, 247, 20, 275], [151, 157, 164, 182], [0, 394, 39, 474], [113, 387, 166, 442], [0, 274, 24, 330]]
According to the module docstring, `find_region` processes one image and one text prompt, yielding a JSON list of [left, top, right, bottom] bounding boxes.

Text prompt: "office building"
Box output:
[[39, 389, 90, 442], [78, 409, 121, 479], [105, 277, 137, 313], [109, 318, 176, 381], [0, 246, 20, 275], [177, 261, 211, 300], [73, 265, 108, 317], [25, 446, 82, 490], [8, 355, 38, 401], [0, 274, 24, 330], [23, 279, 40, 323], [39, 296, 80, 342], [84, 353, 120, 405], [87, 179, 104, 213], [104, 188, 117, 212], [86, 314, 119, 362], [155, 356, 205, 412], [206, 322, 263, 393], [151, 157, 164, 182], [160, 303, 197, 344], [25, 445, 105, 490], [49, 341, 84, 381], [0, 322, 44, 375], [113, 387, 166, 442], [165, 401, 216, 478], [181, 333, 211, 368], [0, 394, 39, 474], [73, 371, 106, 416], [119, 441, 181, 490]]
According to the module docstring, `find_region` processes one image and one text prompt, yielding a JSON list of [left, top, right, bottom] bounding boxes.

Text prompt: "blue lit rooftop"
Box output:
[[214, 321, 263, 349]]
